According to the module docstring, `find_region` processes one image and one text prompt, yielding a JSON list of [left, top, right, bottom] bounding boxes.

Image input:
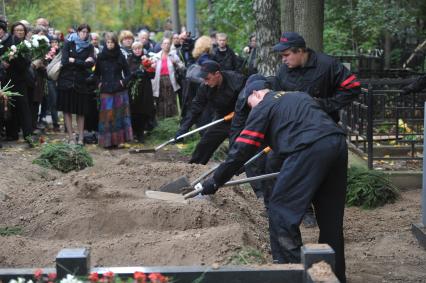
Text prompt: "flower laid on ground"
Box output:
[[7, 270, 169, 283], [31, 34, 50, 60], [0, 40, 32, 62]]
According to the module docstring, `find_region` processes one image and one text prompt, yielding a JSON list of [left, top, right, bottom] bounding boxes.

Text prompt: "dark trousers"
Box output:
[[39, 80, 59, 127], [268, 134, 347, 283], [5, 85, 32, 139], [189, 121, 230, 165]]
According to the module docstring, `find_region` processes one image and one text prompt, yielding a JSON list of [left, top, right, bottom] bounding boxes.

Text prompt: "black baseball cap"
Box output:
[[199, 60, 221, 79], [273, 32, 306, 52]]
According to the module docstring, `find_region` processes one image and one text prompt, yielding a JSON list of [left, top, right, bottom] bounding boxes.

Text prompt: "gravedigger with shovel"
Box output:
[[186, 78, 348, 283], [174, 60, 246, 165]]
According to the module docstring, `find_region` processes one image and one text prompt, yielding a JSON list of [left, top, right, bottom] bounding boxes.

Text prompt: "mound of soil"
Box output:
[[0, 141, 425, 282]]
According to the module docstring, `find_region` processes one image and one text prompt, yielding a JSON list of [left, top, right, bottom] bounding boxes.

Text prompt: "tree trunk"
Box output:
[[293, 0, 324, 51], [254, 0, 281, 76], [281, 0, 294, 32], [171, 0, 181, 33], [384, 30, 391, 69]]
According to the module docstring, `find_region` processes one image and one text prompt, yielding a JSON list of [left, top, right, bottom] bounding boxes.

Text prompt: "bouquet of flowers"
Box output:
[[141, 55, 156, 73], [45, 46, 59, 61], [31, 34, 50, 60], [0, 40, 32, 62]]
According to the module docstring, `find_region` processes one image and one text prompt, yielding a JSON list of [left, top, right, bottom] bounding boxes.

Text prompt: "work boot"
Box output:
[[302, 212, 317, 228]]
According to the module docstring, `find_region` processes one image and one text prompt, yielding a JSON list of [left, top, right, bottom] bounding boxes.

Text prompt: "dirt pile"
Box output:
[[1, 143, 426, 282], [0, 146, 269, 267]]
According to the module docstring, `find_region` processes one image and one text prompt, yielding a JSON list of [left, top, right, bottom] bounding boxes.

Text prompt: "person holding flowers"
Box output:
[[127, 41, 155, 143], [1, 21, 33, 146], [57, 23, 95, 145], [95, 32, 133, 148]]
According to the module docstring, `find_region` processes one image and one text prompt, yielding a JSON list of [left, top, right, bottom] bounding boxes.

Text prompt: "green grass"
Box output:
[[0, 226, 22, 236]]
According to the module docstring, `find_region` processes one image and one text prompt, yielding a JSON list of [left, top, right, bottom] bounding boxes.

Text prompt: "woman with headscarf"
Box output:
[[95, 32, 133, 148], [57, 23, 95, 145]]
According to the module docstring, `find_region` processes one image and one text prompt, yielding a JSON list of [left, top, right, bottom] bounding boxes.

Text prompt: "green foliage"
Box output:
[[33, 143, 93, 173], [346, 166, 400, 209], [4, 0, 171, 33], [229, 246, 267, 265], [324, 0, 416, 55], [145, 117, 180, 145], [198, 0, 254, 54], [0, 226, 22, 236]]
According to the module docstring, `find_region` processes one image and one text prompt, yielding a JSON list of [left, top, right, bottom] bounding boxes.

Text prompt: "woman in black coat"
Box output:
[[57, 23, 95, 145], [95, 32, 133, 148], [2, 22, 33, 145], [127, 41, 155, 142]]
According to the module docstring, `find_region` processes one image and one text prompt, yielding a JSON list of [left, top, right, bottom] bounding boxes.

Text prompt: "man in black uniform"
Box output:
[[175, 60, 246, 164], [264, 32, 361, 226], [196, 79, 348, 282]]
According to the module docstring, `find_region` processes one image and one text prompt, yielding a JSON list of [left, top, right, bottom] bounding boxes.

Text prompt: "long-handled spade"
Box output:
[[144, 172, 280, 203], [158, 146, 272, 194], [129, 112, 235, 154]]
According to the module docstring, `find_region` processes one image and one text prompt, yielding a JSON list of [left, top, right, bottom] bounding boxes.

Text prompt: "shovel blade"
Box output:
[[145, 190, 188, 204], [159, 176, 191, 194], [129, 148, 156, 154]]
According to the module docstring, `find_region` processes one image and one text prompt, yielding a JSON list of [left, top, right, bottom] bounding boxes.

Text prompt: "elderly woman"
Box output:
[[57, 23, 95, 145], [119, 30, 134, 59], [151, 37, 184, 119], [95, 32, 133, 148], [127, 41, 155, 143]]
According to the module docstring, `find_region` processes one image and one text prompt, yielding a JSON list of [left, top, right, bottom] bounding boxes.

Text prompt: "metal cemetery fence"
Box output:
[[0, 245, 339, 283], [340, 79, 426, 170]]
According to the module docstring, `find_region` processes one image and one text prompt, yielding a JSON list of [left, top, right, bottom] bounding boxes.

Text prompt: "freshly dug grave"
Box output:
[[0, 143, 425, 283]]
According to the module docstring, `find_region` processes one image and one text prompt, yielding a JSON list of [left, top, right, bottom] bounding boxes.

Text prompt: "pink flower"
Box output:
[[148, 273, 168, 283], [133, 271, 146, 283], [88, 272, 99, 282], [34, 269, 43, 280]]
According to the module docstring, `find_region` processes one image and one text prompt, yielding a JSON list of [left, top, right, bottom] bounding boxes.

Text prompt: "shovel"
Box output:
[[145, 172, 280, 203], [129, 112, 235, 154], [159, 146, 272, 194]]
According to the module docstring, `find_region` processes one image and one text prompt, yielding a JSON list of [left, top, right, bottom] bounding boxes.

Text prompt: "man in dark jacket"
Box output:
[[175, 60, 246, 164], [261, 32, 361, 227], [196, 79, 348, 283], [212, 33, 240, 72]]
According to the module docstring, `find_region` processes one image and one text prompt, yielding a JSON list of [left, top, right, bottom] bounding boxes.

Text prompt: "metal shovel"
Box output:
[[129, 112, 235, 154], [145, 172, 280, 203], [159, 146, 272, 194]]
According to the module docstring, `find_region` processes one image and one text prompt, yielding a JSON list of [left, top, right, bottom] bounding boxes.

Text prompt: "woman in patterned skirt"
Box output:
[[95, 32, 133, 148]]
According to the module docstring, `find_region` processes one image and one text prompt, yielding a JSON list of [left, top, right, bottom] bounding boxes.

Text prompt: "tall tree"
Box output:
[[281, 0, 294, 32], [171, 0, 181, 32], [254, 0, 281, 76], [293, 0, 324, 51]]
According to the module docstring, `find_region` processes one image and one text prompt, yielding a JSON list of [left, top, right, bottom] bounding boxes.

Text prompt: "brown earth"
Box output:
[[0, 137, 425, 283]]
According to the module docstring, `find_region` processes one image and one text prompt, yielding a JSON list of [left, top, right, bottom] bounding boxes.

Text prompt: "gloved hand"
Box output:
[[200, 178, 219, 195], [174, 129, 186, 143]]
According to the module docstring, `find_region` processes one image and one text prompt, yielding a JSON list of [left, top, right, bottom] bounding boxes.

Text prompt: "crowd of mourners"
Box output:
[[0, 17, 257, 149]]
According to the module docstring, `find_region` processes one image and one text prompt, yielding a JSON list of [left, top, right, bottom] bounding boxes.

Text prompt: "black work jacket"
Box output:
[[179, 70, 246, 133], [57, 40, 95, 94], [95, 46, 130, 93], [213, 91, 345, 186], [274, 49, 360, 122]]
